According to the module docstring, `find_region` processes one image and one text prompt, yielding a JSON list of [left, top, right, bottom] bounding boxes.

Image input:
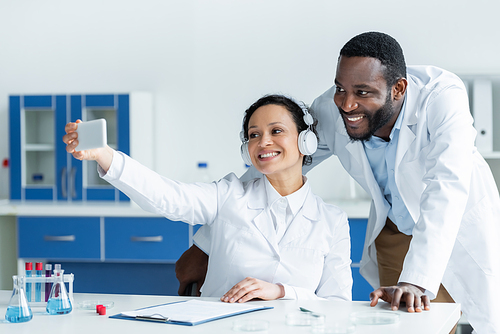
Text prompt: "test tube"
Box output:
[[45, 264, 52, 302], [35, 262, 43, 302], [25, 262, 32, 302]]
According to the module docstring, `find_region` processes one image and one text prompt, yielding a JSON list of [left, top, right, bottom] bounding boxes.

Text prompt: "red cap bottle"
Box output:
[[25, 262, 33, 270], [35, 262, 43, 271]]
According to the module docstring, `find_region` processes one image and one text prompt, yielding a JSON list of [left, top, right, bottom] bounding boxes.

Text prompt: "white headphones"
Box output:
[[240, 99, 318, 166]]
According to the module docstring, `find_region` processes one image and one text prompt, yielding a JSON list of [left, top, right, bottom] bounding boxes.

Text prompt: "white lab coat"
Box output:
[[306, 66, 500, 333], [101, 151, 352, 301]]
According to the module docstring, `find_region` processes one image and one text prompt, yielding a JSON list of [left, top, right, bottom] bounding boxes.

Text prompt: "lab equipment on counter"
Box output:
[[45, 264, 52, 302], [76, 300, 114, 310], [23, 263, 74, 307], [25, 262, 32, 302], [35, 262, 43, 302], [232, 319, 270, 332], [5, 275, 33, 323], [195, 162, 212, 183], [349, 311, 400, 325], [46, 264, 72, 315], [286, 309, 325, 326]]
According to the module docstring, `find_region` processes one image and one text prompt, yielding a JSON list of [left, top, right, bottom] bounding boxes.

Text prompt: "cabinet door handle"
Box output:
[[61, 167, 67, 198], [130, 236, 163, 243], [44, 235, 76, 242], [70, 167, 77, 198]]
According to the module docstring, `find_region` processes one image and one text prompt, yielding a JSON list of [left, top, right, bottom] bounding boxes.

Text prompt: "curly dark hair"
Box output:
[[241, 94, 318, 166], [340, 31, 406, 87]]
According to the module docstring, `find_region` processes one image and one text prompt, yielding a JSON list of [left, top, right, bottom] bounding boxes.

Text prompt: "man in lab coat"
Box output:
[[177, 32, 500, 333]]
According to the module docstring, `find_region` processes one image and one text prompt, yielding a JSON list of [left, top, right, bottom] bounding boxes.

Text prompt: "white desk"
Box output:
[[0, 291, 460, 333]]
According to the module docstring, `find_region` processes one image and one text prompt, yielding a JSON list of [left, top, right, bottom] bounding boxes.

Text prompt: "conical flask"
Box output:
[[5, 275, 33, 323], [46, 265, 72, 315]]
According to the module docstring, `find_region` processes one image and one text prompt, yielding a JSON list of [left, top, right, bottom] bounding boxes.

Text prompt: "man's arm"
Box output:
[[175, 245, 208, 296], [371, 73, 474, 312]]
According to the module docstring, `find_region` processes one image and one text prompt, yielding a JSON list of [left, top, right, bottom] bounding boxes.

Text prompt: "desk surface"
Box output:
[[0, 200, 372, 219], [0, 291, 460, 334]]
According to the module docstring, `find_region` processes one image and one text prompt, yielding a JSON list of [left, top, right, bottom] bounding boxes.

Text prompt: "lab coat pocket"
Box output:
[[217, 219, 277, 283], [280, 244, 328, 290], [455, 196, 497, 275]]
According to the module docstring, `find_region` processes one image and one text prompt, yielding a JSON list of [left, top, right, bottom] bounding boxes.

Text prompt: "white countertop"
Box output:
[[0, 291, 460, 334], [0, 199, 371, 218]]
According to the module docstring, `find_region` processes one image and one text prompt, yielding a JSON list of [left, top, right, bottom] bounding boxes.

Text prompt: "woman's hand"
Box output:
[[63, 120, 114, 172], [221, 277, 285, 303]]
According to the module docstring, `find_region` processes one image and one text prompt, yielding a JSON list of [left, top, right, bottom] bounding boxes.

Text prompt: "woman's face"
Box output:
[[247, 104, 303, 178]]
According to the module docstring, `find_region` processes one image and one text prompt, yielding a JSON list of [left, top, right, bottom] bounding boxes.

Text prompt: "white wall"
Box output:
[[1, 0, 499, 201]]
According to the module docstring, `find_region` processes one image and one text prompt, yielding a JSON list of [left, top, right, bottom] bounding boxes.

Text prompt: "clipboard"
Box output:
[[109, 299, 273, 326]]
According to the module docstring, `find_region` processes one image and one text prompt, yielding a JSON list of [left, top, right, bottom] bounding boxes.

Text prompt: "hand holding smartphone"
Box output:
[[75, 119, 107, 151]]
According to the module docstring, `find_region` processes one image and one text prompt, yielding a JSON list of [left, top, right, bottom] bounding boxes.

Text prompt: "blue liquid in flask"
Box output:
[[46, 265, 72, 315], [5, 306, 33, 323], [4, 275, 33, 323], [47, 298, 72, 315]]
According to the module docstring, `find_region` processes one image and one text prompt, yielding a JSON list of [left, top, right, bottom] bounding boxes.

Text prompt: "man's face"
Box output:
[[333, 56, 399, 142]]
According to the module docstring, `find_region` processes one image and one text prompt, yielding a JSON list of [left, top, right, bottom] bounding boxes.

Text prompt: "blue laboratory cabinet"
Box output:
[[17, 215, 191, 295], [349, 218, 373, 301], [8, 93, 150, 201]]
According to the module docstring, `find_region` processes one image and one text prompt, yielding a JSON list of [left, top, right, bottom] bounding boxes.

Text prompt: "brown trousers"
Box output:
[[375, 218, 457, 333]]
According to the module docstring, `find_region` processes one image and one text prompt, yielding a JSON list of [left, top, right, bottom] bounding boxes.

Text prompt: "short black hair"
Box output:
[[340, 32, 406, 87], [242, 94, 318, 166]]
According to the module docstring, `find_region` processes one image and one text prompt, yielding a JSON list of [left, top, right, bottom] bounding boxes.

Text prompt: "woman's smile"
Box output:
[[259, 151, 280, 160]]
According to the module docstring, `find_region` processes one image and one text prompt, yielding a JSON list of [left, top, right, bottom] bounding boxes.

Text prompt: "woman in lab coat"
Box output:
[[63, 95, 352, 302]]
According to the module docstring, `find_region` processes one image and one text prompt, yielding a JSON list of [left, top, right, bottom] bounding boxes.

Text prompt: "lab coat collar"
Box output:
[[279, 188, 318, 246], [263, 174, 311, 218], [246, 176, 277, 253], [246, 176, 267, 210], [246, 175, 319, 254], [395, 76, 418, 170]]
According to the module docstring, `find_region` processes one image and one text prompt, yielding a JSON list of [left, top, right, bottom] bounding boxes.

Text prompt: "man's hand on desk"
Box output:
[[369, 282, 431, 313], [221, 277, 285, 303]]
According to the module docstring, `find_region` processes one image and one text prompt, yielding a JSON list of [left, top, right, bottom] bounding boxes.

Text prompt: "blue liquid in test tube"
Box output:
[[25, 262, 32, 302], [35, 262, 43, 302]]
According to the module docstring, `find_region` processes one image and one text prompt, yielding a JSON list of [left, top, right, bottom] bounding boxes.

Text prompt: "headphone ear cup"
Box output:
[[240, 142, 252, 166], [298, 130, 318, 156]]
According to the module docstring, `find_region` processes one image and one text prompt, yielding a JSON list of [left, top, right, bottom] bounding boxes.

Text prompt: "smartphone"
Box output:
[[75, 119, 107, 151]]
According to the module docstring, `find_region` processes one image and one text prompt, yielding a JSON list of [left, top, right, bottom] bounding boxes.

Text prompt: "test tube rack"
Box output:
[[23, 273, 74, 307]]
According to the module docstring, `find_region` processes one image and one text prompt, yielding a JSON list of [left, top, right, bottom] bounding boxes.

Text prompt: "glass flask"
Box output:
[[5, 275, 33, 323], [46, 264, 72, 315]]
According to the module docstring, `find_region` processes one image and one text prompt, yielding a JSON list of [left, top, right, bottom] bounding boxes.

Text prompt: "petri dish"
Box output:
[[77, 300, 115, 310], [349, 311, 400, 325], [311, 320, 356, 333], [232, 319, 270, 332], [286, 311, 325, 326]]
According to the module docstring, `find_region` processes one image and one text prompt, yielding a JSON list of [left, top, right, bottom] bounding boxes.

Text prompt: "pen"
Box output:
[[135, 314, 170, 322], [299, 307, 323, 318], [35, 262, 43, 302], [25, 262, 32, 302]]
